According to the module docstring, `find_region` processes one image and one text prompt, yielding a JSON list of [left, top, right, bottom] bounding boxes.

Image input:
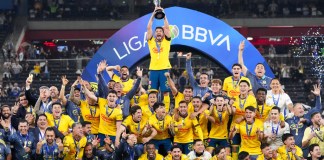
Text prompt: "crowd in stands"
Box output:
[[28, 0, 324, 20]]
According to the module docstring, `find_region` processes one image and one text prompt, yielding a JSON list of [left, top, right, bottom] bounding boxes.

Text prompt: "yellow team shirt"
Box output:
[[112, 74, 134, 94], [173, 115, 203, 143], [209, 108, 230, 139], [63, 135, 87, 160], [34, 65, 41, 74], [236, 119, 264, 155], [141, 105, 155, 121], [164, 154, 189, 160], [174, 92, 194, 113], [45, 113, 74, 134], [130, 94, 148, 107], [98, 98, 123, 135], [149, 114, 172, 140], [138, 152, 164, 160], [194, 110, 210, 140], [256, 104, 273, 122], [222, 76, 252, 98], [148, 37, 171, 70], [211, 155, 233, 160], [122, 116, 148, 143], [277, 145, 303, 160], [256, 154, 282, 160], [231, 95, 257, 127], [302, 126, 324, 155], [79, 100, 100, 134]]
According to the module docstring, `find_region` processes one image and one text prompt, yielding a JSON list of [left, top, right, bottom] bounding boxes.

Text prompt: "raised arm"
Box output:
[[185, 52, 198, 88], [165, 72, 178, 96], [115, 124, 127, 148], [69, 79, 81, 106], [97, 61, 109, 98], [146, 7, 157, 41], [106, 65, 120, 79], [25, 74, 37, 106], [306, 84, 322, 119], [125, 67, 143, 99], [238, 40, 248, 76], [59, 76, 69, 106], [162, 8, 171, 38], [81, 80, 98, 102]]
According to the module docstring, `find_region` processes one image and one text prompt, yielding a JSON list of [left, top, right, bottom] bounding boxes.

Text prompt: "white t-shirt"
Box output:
[[264, 121, 290, 150], [187, 151, 212, 160], [266, 90, 293, 117]]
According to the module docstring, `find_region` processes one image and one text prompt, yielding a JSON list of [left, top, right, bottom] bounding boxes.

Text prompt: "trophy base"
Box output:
[[154, 9, 165, 19]]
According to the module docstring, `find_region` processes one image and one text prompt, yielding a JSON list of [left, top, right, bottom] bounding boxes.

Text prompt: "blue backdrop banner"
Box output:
[[82, 7, 274, 82]]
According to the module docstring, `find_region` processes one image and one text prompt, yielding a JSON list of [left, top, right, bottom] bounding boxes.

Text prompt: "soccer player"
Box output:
[[187, 139, 212, 159], [207, 95, 232, 155], [138, 142, 164, 160], [256, 143, 282, 160], [277, 133, 303, 160], [149, 102, 173, 155], [302, 112, 324, 155], [265, 78, 293, 118], [263, 107, 290, 150], [3, 119, 36, 159], [229, 106, 264, 160], [308, 144, 323, 160], [42, 102, 74, 136], [170, 101, 203, 154], [165, 145, 189, 160], [36, 127, 64, 159], [115, 105, 157, 158], [142, 91, 158, 121], [223, 63, 252, 98], [191, 96, 209, 141], [106, 64, 134, 94], [63, 122, 87, 159], [255, 88, 273, 122], [238, 40, 272, 94], [238, 151, 251, 160], [96, 135, 115, 160], [82, 121, 95, 143], [211, 146, 233, 160], [146, 6, 172, 92]]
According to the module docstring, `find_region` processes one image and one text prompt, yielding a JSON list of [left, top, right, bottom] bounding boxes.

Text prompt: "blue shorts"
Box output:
[[149, 70, 170, 92], [173, 142, 193, 154], [231, 133, 241, 145], [98, 133, 115, 147], [151, 139, 172, 152], [207, 138, 230, 148]]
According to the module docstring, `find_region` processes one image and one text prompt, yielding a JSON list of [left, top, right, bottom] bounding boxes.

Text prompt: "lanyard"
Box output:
[[239, 97, 247, 110], [19, 133, 29, 147], [136, 122, 141, 134], [293, 116, 299, 136], [272, 93, 280, 106], [259, 104, 264, 118], [272, 122, 279, 135], [45, 144, 55, 160], [216, 109, 222, 123], [42, 101, 52, 112], [54, 118, 61, 129], [256, 76, 267, 88], [232, 76, 240, 89], [311, 126, 324, 142], [246, 122, 254, 137], [286, 149, 292, 160], [129, 147, 135, 160], [73, 138, 80, 158], [149, 106, 154, 114], [39, 132, 45, 141], [106, 106, 115, 118], [88, 104, 96, 117], [157, 116, 165, 130], [155, 40, 161, 59]]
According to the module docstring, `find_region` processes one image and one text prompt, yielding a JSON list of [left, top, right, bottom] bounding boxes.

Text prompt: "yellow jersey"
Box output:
[[173, 115, 203, 143], [211, 155, 233, 160], [130, 94, 148, 107], [194, 110, 210, 140], [112, 74, 134, 94], [138, 152, 164, 160], [149, 114, 172, 140], [122, 116, 149, 143], [231, 94, 257, 127], [45, 113, 74, 134], [277, 145, 303, 160], [164, 154, 189, 160], [256, 104, 273, 122], [148, 37, 171, 70], [141, 105, 155, 121], [174, 92, 194, 113], [256, 154, 282, 160], [236, 119, 263, 155], [63, 135, 87, 160], [34, 65, 41, 74], [302, 126, 324, 155], [222, 76, 252, 98], [209, 108, 230, 139], [98, 98, 123, 135], [79, 100, 100, 134]]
